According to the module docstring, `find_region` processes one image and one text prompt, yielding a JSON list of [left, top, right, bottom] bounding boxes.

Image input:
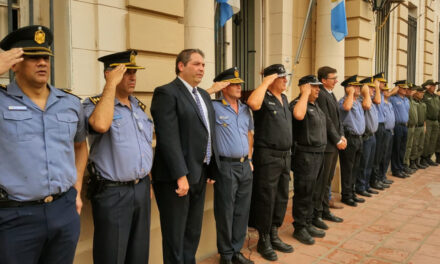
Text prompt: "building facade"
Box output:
[[1, 0, 439, 263]]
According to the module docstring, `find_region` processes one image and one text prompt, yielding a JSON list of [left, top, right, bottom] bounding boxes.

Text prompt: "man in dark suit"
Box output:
[[313, 66, 345, 228], [151, 49, 219, 264]]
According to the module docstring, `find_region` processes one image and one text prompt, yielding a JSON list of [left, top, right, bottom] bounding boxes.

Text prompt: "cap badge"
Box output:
[[234, 69, 239, 78], [130, 52, 136, 65], [34, 27, 45, 44]]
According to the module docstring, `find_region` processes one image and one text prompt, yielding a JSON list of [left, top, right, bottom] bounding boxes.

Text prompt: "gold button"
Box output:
[[134, 179, 140, 184], [44, 196, 53, 203]]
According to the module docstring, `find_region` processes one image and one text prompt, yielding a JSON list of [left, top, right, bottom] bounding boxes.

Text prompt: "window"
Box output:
[[407, 16, 417, 84], [375, 3, 390, 77]]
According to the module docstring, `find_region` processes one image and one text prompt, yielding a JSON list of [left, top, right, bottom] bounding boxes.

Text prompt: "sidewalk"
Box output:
[[200, 165, 440, 264]]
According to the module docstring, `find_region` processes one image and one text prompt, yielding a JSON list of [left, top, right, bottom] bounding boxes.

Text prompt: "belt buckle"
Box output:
[[43, 195, 53, 203], [240, 157, 245, 163], [134, 179, 140, 185]]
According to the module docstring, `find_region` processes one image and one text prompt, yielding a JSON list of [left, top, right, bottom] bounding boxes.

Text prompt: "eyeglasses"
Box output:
[[325, 77, 338, 80]]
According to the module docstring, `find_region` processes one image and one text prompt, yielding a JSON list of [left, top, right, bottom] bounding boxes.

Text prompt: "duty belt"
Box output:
[[220, 156, 248, 163], [0, 189, 69, 208], [101, 177, 144, 187]]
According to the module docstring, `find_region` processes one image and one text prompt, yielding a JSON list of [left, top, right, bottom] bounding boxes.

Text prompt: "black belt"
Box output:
[[417, 124, 424, 127], [0, 189, 69, 208], [396, 122, 406, 126], [362, 132, 373, 140], [220, 156, 248, 163], [256, 148, 290, 158], [102, 177, 144, 187], [344, 130, 362, 138]]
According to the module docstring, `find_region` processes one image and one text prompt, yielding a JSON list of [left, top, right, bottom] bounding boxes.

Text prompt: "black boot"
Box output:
[[306, 225, 326, 238], [270, 226, 293, 253], [403, 165, 415, 174], [436, 153, 440, 164], [257, 232, 277, 261], [427, 157, 438, 166], [410, 160, 418, 170], [419, 157, 429, 168]]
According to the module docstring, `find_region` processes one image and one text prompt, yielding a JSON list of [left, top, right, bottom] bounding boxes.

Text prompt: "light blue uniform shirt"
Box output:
[[212, 98, 253, 158], [339, 97, 366, 136], [359, 96, 379, 134], [375, 93, 385, 123], [0, 81, 86, 201], [383, 101, 396, 130], [83, 96, 153, 182], [389, 95, 409, 124]]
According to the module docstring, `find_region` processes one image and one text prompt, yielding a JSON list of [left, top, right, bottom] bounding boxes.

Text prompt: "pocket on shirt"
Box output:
[[215, 116, 232, 128], [2, 111, 35, 141], [57, 112, 79, 140], [110, 116, 129, 142]]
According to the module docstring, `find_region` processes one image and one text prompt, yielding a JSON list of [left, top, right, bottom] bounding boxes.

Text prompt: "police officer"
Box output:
[[380, 85, 397, 182], [355, 77, 380, 197], [338, 75, 366, 207], [421, 80, 440, 166], [210, 68, 254, 264], [410, 86, 427, 170], [0, 25, 88, 263], [403, 84, 419, 173], [290, 75, 327, 245], [247, 64, 293, 261], [370, 72, 393, 190], [83, 51, 153, 263], [389, 80, 410, 178]]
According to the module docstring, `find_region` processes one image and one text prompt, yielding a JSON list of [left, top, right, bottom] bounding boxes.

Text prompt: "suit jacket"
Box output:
[[151, 77, 219, 185], [316, 86, 344, 153]]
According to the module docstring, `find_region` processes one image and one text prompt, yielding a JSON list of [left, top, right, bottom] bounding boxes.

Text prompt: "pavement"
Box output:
[[199, 165, 440, 264]]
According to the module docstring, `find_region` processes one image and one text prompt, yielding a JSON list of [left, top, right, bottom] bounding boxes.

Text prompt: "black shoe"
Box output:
[[410, 160, 418, 170], [371, 182, 384, 190], [220, 256, 233, 264], [392, 172, 406, 178], [341, 198, 357, 206], [322, 212, 343, 222], [312, 217, 328, 230], [417, 158, 428, 169], [378, 181, 390, 188], [353, 196, 365, 203], [382, 179, 393, 184], [232, 252, 254, 264], [367, 188, 379, 194], [307, 225, 326, 238], [420, 158, 429, 168], [427, 158, 438, 166], [270, 226, 293, 253], [257, 233, 277, 261], [356, 190, 372, 197], [293, 228, 315, 245], [403, 166, 415, 174]]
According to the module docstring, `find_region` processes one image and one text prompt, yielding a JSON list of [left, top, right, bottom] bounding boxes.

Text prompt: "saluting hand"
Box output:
[[208, 81, 230, 94], [0, 48, 24, 75], [346, 86, 355, 95], [299, 83, 312, 96], [176, 175, 189, 197], [262, 73, 279, 86], [361, 84, 369, 95], [105, 64, 127, 87]]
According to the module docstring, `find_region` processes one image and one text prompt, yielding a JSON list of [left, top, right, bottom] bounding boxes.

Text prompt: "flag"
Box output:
[[331, 0, 348, 42], [217, 0, 240, 27]]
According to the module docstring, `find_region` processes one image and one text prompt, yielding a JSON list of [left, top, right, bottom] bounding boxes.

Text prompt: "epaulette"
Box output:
[[89, 95, 101, 105], [135, 97, 146, 112], [0, 84, 6, 91], [59, 88, 82, 100]]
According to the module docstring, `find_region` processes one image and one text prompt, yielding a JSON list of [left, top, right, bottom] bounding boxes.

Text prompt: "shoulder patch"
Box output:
[[135, 97, 147, 112], [59, 88, 82, 100], [89, 95, 101, 105]]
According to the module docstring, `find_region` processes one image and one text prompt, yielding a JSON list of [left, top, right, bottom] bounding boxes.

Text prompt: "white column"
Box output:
[[184, 0, 215, 90], [315, 0, 345, 99]]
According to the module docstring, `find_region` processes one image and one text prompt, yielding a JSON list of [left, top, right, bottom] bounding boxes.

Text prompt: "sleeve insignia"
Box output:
[[135, 97, 147, 112]]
